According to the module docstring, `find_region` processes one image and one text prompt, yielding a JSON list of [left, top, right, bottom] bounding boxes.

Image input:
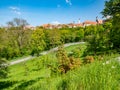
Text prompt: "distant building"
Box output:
[[67, 22, 83, 28], [67, 23, 74, 28], [42, 24, 68, 29], [83, 20, 97, 27], [57, 24, 64, 29], [41, 19, 103, 29], [74, 23, 83, 27], [42, 24, 53, 29], [23, 25, 35, 30]]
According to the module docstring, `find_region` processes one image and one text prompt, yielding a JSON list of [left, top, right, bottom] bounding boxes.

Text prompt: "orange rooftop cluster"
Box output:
[[42, 20, 103, 29]]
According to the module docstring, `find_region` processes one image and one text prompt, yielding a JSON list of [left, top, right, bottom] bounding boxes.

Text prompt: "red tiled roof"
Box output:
[[83, 20, 97, 25], [43, 24, 51, 27], [75, 24, 83, 27]]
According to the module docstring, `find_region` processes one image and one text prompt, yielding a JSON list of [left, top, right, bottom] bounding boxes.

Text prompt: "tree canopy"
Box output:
[[102, 0, 120, 17], [102, 0, 120, 51]]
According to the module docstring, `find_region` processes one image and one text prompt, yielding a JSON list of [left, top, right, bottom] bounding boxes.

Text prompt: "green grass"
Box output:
[[9, 43, 85, 62], [65, 43, 86, 56], [0, 43, 120, 90], [64, 44, 86, 52]]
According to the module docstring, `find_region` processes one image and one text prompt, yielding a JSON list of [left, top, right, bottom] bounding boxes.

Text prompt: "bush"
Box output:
[[83, 56, 94, 64], [56, 46, 81, 74], [0, 58, 8, 78]]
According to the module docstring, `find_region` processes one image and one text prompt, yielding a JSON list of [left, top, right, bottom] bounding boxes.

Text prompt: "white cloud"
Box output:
[[51, 21, 60, 25], [9, 6, 21, 15], [65, 0, 72, 6], [9, 6, 20, 10]]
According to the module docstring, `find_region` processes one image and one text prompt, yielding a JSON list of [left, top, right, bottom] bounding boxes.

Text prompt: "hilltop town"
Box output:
[[23, 19, 104, 30]]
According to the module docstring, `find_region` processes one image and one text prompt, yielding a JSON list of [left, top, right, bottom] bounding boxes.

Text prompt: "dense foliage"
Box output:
[[0, 58, 8, 78], [102, 0, 120, 51], [0, 20, 85, 60], [0, 16, 119, 59]]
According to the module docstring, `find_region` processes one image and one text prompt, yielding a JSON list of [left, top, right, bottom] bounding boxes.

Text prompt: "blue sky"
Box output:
[[0, 0, 106, 26]]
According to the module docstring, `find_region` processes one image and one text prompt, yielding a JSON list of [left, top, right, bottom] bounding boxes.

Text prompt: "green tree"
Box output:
[[0, 18, 32, 59], [60, 29, 75, 43], [101, 0, 120, 17], [85, 25, 111, 55], [84, 25, 97, 41], [6, 18, 31, 56], [47, 29, 61, 48], [75, 29, 84, 42], [31, 29, 46, 56], [102, 0, 120, 51], [103, 21, 113, 50]]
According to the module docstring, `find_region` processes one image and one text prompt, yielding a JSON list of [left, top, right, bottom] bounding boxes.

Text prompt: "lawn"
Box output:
[[0, 43, 120, 90]]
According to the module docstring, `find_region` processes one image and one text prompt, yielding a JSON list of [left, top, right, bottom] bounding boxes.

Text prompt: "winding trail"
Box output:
[[10, 42, 85, 65]]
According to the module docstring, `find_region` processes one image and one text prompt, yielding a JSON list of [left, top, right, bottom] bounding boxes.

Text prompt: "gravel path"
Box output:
[[10, 42, 85, 65]]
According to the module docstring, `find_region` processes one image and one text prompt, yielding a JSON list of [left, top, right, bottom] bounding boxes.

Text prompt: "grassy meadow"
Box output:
[[0, 43, 120, 90], [1, 0, 120, 90]]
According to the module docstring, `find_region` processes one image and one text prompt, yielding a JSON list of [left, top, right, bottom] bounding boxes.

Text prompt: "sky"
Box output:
[[0, 0, 106, 26]]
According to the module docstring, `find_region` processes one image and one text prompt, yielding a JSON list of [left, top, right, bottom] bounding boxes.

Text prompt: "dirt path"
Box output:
[[10, 42, 85, 65]]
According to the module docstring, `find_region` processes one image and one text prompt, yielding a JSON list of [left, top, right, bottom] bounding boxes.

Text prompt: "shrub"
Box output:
[[56, 46, 81, 74], [69, 57, 81, 69], [83, 56, 94, 64], [0, 58, 8, 78]]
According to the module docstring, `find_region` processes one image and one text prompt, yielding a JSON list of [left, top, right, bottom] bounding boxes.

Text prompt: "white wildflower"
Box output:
[[106, 61, 110, 64], [111, 66, 115, 69]]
